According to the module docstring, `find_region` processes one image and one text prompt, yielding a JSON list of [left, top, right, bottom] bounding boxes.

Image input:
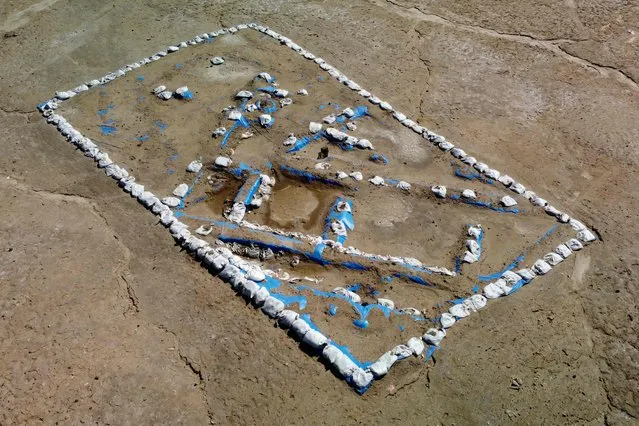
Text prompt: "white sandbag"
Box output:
[[462, 189, 477, 199], [467, 239, 481, 257], [212, 127, 226, 138], [195, 225, 213, 236], [137, 191, 155, 207], [236, 90, 253, 99], [228, 110, 242, 121], [283, 134, 297, 146], [498, 175, 514, 186], [342, 107, 355, 118], [346, 122, 357, 131], [501, 270, 522, 286], [157, 91, 173, 100], [407, 337, 425, 356], [208, 254, 229, 272], [278, 310, 299, 329], [241, 280, 260, 299], [259, 114, 272, 127], [215, 156, 232, 167], [483, 282, 503, 299], [463, 251, 479, 264], [516, 268, 536, 282], [532, 259, 552, 275], [510, 182, 525, 194], [376, 298, 395, 310], [431, 185, 447, 198], [422, 328, 446, 346], [185, 236, 207, 252], [219, 264, 241, 282], [397, 181, 411, 191], [379, 101, 393, 111], [351, 369, 373, 388], [301, 329, 328, 350], [468, 294, 487, 310], [274, 89, 288, 98], [162, 197, 180, 207], [555, 243, 572, 258], [226, 271, 246, 291], [332, 287, 361, 303], [153, 85, 167, 95], [349, 171, 363, 181], [461, 156, 477, 166], [369, 351, 398, 378], [261, 296, 285, 318], [227, 202, 246, 222], [543, 252, 564, 266], [485, 169, 501, 180], [186, 160, 202, 173], [501, 196, 518, 207], [290, 318, 311, 339], [474, 162, 489, 173], [211, 56, 224, 65], [531, 195, 548, 206], [391, 344, 413, 360], [450, 148, 466, 158], [159, 210, 175, 226], [252, 286, 270, 306], [369, 176, 385, 186], [449, 303, 471, 318], [566, 238, 583, 251], [173, 183, 189, 197], [246, 266, 265, 282], [569, 219, 586, 232], [393, 111, 406, 121], [578, 229, 596, 243], [358, 89, 371, 97], [438, 141, 454, 151], [399, 307, 421, 316], [355, 139, 373, 149], [440, 312, 456, 328], [297, 88, 308, 96], [326, 127, 347, 141], [323, 114, 337, 124]]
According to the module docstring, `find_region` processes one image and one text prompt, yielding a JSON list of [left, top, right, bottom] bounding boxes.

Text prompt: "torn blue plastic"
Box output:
[[454, 167, 494, 185], [327, 304, 338, 316], [370, 153, 389, 164], [322, 197, 354, 244], [286, 131, 325, 153], [177, 170, 204, 209], [177, 89, 194, 100], [256, 85, 278, 94], [153, 120, 169, 133], [136, 75, 144, 81], [98, 124, 117, 135], [256, 98, 277, 114], [175, 63, 183, 69], [234, 175, 262, 205], [334, 105, 369, 124], [280, 164, 344, 186], [450, 194, 520, 214], [392, 273, 434, 286], [135, 134, 149, 142], [271, 293, 307, 309], [477, 254, 525, 281], [228, 162, 260, 177]]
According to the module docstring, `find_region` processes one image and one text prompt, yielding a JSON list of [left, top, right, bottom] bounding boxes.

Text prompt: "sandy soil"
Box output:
[[0, 0, 637, 424]]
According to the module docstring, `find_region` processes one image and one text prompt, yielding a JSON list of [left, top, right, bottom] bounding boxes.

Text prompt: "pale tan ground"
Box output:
[[0, 0, 637, 424]]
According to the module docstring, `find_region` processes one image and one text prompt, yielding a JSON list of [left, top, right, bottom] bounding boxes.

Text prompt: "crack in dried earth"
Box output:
[[378, 0, 638, 91]]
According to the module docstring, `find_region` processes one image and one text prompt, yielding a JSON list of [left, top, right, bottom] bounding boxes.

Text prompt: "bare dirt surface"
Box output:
[[0, 0, 637, 424]]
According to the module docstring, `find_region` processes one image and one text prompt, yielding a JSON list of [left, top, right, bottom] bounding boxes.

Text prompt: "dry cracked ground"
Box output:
[[0, 0, 638, 424]]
